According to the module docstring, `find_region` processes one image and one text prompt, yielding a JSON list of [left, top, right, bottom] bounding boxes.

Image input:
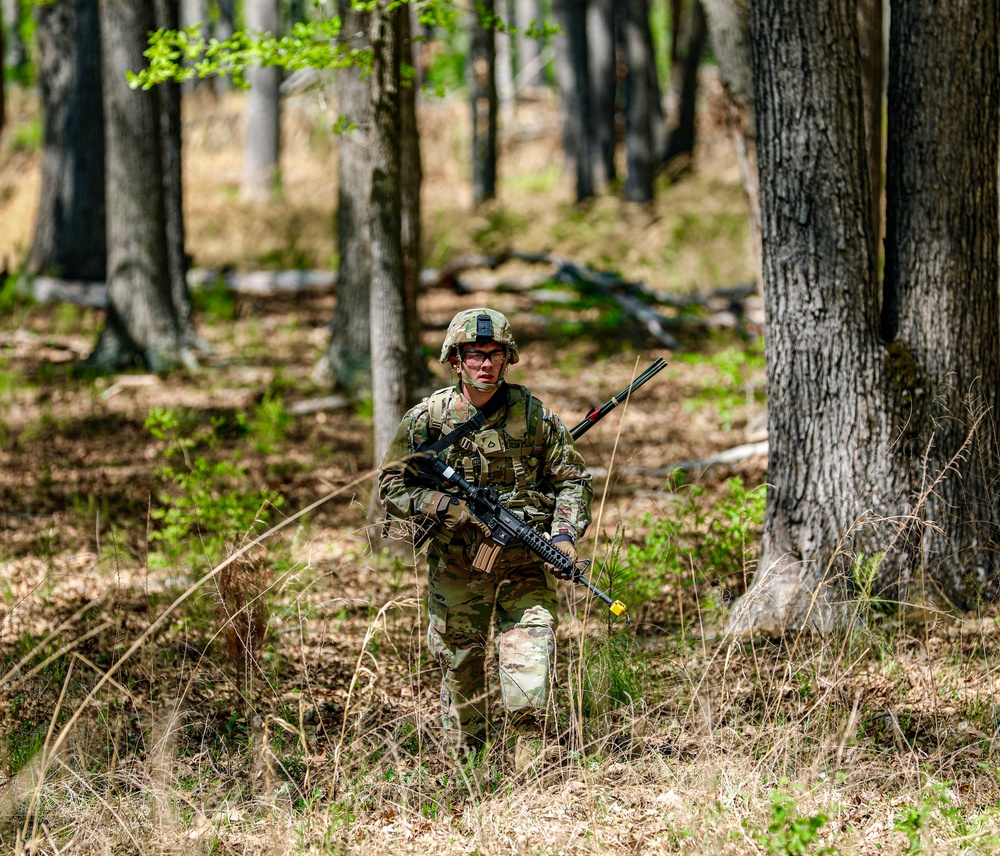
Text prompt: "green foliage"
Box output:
[[191, 275, 237, 323], [680, 342, 766, 430], [578, 632, 648, 717], [616, 476, 766, 605], [250, 391, 291, 454], [758, 788, 832, 856], [8, 117, 42, 152], [144, 406, 284, 567], [130, 19, 362, 90]]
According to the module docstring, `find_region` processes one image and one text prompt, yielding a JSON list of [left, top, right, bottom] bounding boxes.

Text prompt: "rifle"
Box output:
[[410, 358, 668, 624], [414, 453, 631, 623], [569, 356, 668, 440]]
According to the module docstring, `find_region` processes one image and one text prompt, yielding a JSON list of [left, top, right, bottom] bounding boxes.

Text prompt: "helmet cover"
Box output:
[[439, 308, 520, 364]]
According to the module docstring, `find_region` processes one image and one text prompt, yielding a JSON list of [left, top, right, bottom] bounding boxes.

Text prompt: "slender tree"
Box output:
[[470, 0, 498, 206], [586, 0, 617, 189], [28, 0, 106, 281], [660, 0, 707, 167], [551, 0, 593, 201], [242, 0, 281, 200], [368, 0, 410, 464], [314, 1, 372, 394], [513, 0, 542, 91], [622, 0, 657, 202]]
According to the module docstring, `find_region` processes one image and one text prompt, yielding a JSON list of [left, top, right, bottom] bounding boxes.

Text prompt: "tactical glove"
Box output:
[[435, 495, 491, 536], [545, 534, 578, 580]]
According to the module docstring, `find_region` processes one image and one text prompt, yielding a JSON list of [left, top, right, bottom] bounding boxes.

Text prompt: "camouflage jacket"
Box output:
[[378, 382, 593, 549]]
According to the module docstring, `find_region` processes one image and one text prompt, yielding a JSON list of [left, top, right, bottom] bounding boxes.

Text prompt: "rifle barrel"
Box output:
[[570, 357, 668, 439]]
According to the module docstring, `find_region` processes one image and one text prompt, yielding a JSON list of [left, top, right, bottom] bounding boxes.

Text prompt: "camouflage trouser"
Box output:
[[426, 540, 557, 747]]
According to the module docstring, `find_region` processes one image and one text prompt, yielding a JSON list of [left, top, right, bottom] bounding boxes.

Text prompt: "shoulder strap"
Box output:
[[418, 383, 509, 454]]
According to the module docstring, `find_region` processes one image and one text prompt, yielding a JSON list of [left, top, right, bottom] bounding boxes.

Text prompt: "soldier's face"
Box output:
[[455, 341, 506, 383]]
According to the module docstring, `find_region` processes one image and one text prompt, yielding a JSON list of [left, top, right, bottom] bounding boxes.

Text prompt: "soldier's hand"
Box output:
[[545, 537, 577, 580], [436, 496, 491, 536]]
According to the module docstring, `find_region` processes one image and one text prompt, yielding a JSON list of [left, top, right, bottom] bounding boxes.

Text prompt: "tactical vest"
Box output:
[[425, 384, 553, 525]]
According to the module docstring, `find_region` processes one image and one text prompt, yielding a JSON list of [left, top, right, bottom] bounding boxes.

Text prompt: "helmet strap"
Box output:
[[453, 353, 509, 393]]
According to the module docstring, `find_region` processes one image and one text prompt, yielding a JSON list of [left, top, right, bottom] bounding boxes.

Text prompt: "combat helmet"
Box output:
[[439, 308, 520, 364]]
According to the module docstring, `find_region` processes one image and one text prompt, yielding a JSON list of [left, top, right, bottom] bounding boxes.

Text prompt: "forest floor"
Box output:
[[2, 81, 1000, 855]]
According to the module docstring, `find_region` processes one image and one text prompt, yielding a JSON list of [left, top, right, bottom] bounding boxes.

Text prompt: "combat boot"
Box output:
[[510, 714, 548, 773]]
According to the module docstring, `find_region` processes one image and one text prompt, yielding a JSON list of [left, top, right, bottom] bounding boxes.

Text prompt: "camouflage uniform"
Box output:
[[378, 381, 592, 746]]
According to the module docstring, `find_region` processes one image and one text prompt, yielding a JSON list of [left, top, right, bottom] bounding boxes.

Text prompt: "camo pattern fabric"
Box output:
[[438, 308, 520, 363], [426, 543, 558, 745], [378, 382, 592, 745]]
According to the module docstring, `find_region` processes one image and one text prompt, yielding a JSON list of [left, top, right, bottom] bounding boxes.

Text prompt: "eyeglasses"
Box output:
[[460, 348, 506, 367]]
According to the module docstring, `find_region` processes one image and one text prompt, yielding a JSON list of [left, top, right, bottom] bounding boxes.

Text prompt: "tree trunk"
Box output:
[[470, 0, 498, 206], [2, 0, 27, 80], [660, 0, 707, 166], [623, 0, 656, 202], [514, 0, 543, 91], [90, 0, 190, 373], [727, 0, 892, 637], [399, 8, 430, 395], [856, 0, 883, 251], [242, 0, 281, 201], [28, 0, 106, 281], [315, 1, 372, 394], [586, 0, 617, 189], [154, 0, 199, 350], [368, 0, 410, 465], [180, 0, 208, 92], [552, 0, 593, 201], [701, 0, 760, 289], [881, 0, 1000, 607]]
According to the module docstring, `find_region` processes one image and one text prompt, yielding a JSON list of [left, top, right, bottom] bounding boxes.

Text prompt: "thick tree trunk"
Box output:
[[315, 2, 372, 394], [623, 0, 656, 202], [727, 0, 893, 637], [552, 0, 593, 201], [586, 0, 617, 189], [90, 0, 189, 372], [242, 0, 281, 200], [857, 0, 883, 250], [368, 0, 410, 464], [470, 0, 498, 206], [881, 0, 1000, 607], [28, 0, 106, 281]]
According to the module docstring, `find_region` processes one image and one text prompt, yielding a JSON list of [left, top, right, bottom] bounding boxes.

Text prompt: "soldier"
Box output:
[[378, 308, 593, 765]]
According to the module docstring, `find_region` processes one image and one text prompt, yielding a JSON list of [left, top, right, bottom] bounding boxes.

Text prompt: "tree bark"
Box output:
[[399, 8, 430, 395], [552, 0, 593, 201], [513, 0, 543, 91], [242, 0, 281, 200], [623, 0, 656, 202], [90, 0, 190, 372], [586, 0, 617, 189], [856, 0, 883, 251], [660, 0, 707, 166], [701, 0, 760, 289], [154, 0, 198, 350], [28, 0, 106, 281], [315, 1, 372, 394], [470, 0, 498, 206], [881, 0, 1000, 607], [727, 0, 893, 637], [368, 0, 410, 464]]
